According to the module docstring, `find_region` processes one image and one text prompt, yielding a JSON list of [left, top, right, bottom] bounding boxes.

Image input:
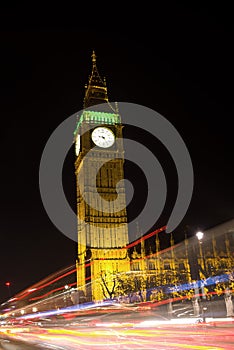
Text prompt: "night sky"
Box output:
[[0, 6, 233, 302]]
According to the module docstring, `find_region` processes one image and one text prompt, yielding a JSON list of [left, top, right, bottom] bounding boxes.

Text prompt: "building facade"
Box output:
[[75, 52, 234, 302], [127, 219, 234, 301]]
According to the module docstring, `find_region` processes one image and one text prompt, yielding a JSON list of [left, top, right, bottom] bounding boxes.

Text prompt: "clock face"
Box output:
[[91, 127, 115, 148]]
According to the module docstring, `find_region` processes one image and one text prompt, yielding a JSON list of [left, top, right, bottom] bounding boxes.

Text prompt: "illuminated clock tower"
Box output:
[[74, 52, 130, 301]]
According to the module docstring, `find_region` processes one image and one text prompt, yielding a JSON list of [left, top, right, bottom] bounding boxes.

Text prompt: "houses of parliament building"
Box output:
[[74, 52, 234, 302]]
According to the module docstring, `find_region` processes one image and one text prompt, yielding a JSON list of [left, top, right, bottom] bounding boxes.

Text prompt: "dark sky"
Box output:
[[0, 6, 233, 301]]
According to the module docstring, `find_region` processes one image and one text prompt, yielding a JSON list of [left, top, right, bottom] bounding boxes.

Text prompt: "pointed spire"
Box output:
[[88, 50, 105, 87], [83, 51, 108, 108], [156, 234, 160, 253], [92, 50, 96, 64]]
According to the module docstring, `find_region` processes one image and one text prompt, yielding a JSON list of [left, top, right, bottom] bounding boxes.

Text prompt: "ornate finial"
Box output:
[[92, 50, 96, 64]]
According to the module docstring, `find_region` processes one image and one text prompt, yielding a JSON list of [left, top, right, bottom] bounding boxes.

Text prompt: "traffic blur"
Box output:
[[1, 305, 234, 350], [0, 232, 234, 349]]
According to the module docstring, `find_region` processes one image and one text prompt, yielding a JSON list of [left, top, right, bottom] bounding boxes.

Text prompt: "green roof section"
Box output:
[[74, 110, 121, 135]]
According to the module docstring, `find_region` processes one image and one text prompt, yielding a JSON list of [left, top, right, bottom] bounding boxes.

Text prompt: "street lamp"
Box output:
[[196, 231, 208, 322], [196, 231, 207, 279], [5, 282, 11, 298], [196, 231, 204, 241]]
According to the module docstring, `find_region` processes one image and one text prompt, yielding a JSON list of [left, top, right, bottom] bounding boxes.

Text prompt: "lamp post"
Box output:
[[196, 231, 208, 322], [196, 231, 207, 282], [5, 282, 11, 298]]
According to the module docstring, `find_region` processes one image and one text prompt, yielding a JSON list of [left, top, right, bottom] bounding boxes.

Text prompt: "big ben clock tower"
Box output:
[[74, 52, 130, 301]]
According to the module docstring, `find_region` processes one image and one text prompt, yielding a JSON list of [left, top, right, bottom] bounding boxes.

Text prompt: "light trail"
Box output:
[[1, 320, 233, 350], [2, 225, 167, 306]]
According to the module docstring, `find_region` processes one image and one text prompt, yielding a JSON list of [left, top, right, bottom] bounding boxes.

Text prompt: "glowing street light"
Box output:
[[195, 232, 206, 273], [195, 230, 209, 322], [195, 231, 207, 304], [196, 231, 204, 241], [196, 231, 206, 278], [5, 282, 11, 298], [196, 231, 206, 273]]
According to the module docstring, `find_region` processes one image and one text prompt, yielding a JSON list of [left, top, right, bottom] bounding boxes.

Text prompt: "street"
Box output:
[[1, 312, 234, 349]]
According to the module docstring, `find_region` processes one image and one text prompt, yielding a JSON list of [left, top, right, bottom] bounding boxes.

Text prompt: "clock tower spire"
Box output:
[[83, 50, 108, 108], [75, 52, 130, 302]]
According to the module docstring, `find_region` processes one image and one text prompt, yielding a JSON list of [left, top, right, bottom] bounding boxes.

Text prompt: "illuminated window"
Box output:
[[148, 261, 155, 270], [132, 262, 140, 271]]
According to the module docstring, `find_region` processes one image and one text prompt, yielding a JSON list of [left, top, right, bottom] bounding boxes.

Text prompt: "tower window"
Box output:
[[179, 263, 185, 271], [148, 262, 155, 270], [164, 263, 171, 270], [132, 262, 140, 271]]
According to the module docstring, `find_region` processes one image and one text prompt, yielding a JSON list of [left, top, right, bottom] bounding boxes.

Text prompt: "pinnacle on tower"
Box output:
[[83, 51, 108, 109]]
